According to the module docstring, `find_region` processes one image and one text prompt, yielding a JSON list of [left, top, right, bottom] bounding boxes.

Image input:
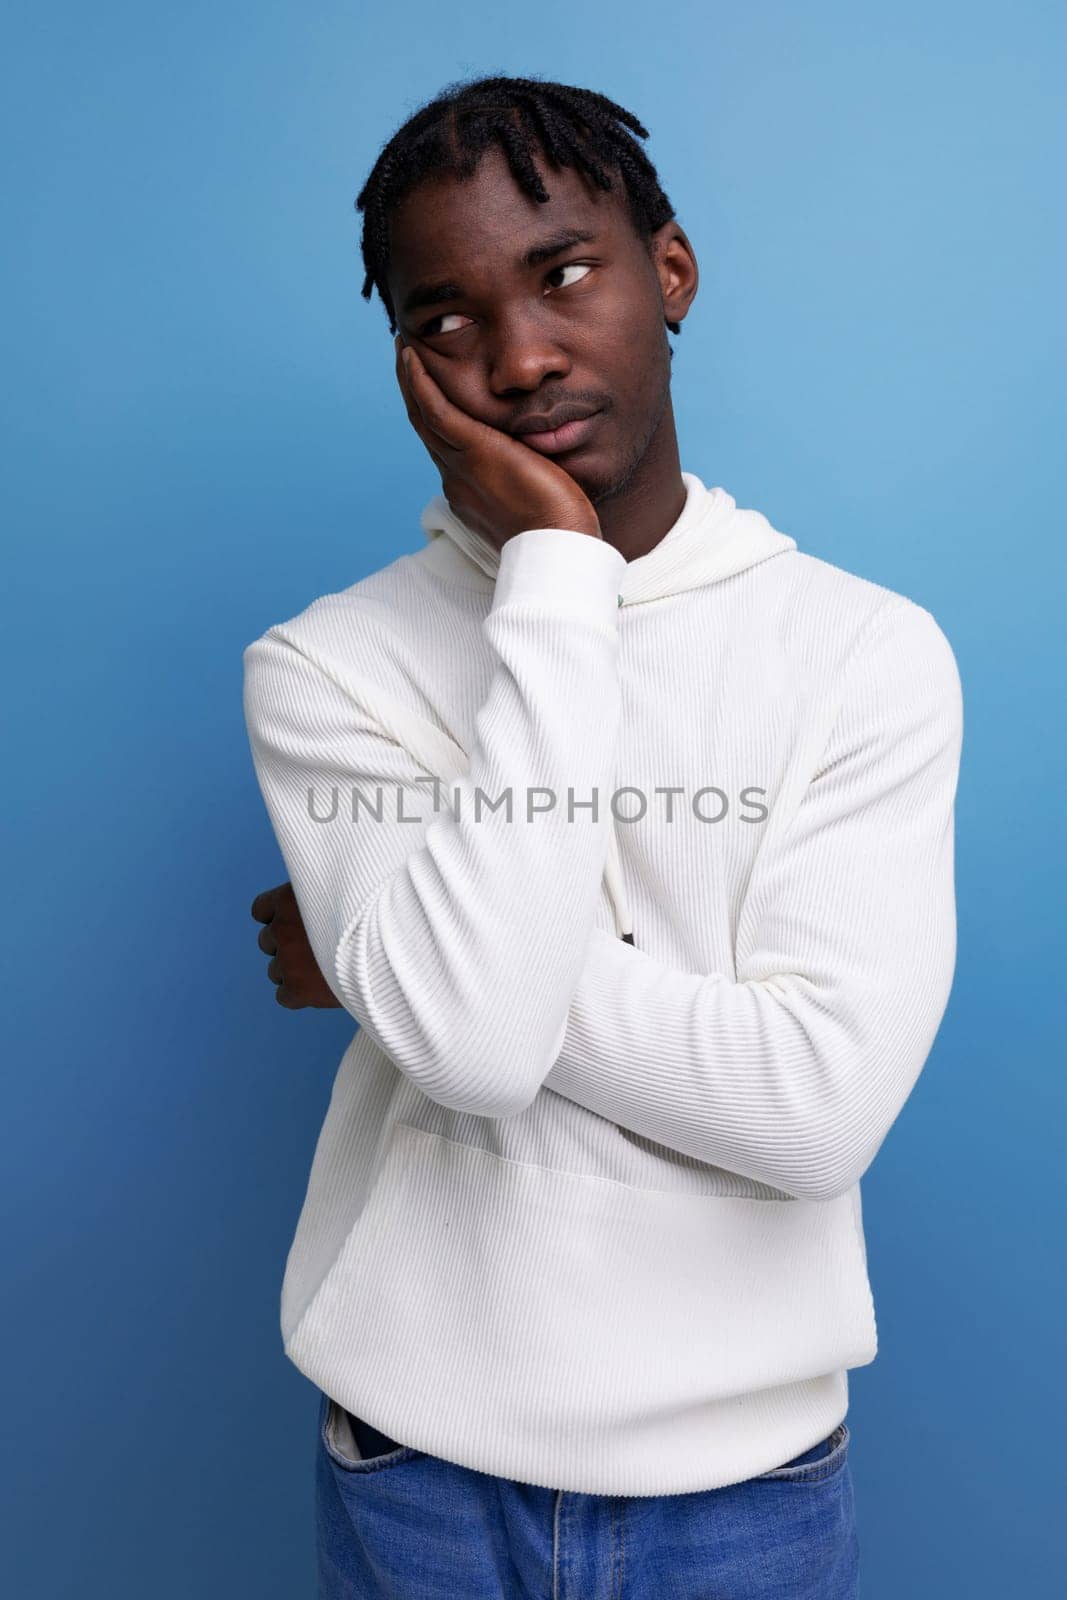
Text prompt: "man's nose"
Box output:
[[486, 316, 571, 394]]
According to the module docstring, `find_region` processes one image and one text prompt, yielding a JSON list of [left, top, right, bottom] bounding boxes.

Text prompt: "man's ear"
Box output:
[[651, 222, 699, 330]]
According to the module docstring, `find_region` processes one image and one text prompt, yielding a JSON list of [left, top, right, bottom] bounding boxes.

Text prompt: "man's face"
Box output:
[[385, 143, 695, 504]]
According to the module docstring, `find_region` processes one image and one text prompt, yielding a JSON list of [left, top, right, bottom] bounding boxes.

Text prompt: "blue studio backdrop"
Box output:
[[4, 3, 1063, 1596]]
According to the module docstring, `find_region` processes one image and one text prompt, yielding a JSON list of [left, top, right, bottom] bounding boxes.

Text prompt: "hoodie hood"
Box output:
[[420, 471, 796, 608], [412, 471, 797, 944]]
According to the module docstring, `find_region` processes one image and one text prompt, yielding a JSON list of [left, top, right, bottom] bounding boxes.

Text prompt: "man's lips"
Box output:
[[515, 411, 603, 455]]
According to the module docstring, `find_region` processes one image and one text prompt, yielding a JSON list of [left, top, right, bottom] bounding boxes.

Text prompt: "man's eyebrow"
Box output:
[[400, 227, 599, 317]]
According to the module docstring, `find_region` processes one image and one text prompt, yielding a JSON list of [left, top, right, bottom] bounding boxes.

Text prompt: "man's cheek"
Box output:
[[423, 362, 486, 424]]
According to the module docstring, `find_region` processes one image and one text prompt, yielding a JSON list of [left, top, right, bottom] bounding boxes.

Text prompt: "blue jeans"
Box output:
[[315, 1390, 860, 1597]]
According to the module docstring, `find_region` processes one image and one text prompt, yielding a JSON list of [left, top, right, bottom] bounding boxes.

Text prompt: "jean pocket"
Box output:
[[319, 1392, 424, 1474], [754, 1420, 851, 1483]]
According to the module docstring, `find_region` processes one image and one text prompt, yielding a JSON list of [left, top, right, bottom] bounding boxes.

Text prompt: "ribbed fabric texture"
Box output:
[[242, 473, 963, 1495]]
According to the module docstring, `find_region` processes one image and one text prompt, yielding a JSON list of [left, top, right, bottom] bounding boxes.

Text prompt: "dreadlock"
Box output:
[[355, 73, 681, 337]]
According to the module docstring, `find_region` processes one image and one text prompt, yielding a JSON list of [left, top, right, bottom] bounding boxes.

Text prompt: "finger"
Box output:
[[401, 344, 469, 450], [257, 926, 277, 955], [396, 340, 480, 453], [267, 955, 283, 984], [394, 335, 422, 428], [394, 335, 437, 432], [394, 340, 451, 472], [395, 342, 447, 458], [250, 888, 279, 922]]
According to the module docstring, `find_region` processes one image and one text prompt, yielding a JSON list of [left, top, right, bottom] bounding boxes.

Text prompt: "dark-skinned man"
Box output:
[[242, 73, 961, 1600]]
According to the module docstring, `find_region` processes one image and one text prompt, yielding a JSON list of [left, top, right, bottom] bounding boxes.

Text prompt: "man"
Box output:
[[242, 73, 962, 1599]]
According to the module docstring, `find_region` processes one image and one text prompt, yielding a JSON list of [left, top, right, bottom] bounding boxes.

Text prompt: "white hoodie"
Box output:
[[242, 470, 962, 1495]]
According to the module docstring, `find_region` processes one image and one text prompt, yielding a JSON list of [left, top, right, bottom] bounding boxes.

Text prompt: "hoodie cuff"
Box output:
[[492, 526, 628, 628]]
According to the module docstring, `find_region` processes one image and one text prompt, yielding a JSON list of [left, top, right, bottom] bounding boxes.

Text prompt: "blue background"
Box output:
[[4, 3, 1063, 1594]]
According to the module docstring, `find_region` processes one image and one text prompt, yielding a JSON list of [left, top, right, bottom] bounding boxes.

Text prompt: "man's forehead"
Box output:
[[388, 148, 624, 276]]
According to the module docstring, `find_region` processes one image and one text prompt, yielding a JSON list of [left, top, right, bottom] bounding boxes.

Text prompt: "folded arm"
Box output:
[[242, 527, 628, 1119], [536, 598, 964, 1200]]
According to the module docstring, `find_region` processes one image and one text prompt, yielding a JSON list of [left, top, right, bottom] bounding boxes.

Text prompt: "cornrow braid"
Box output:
[[355, 73, 681, 337]]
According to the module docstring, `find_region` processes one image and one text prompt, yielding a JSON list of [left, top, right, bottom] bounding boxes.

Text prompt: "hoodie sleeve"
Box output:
[[242, 527, 628, 1119], [536, 598, 963, 1202]]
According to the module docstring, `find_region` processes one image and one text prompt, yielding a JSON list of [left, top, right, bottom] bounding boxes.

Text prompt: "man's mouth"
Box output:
[[516, 411, 603, 456]]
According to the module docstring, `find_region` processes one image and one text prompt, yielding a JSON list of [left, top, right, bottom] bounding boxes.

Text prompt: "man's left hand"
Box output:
[[250, 882, 341, 1009]]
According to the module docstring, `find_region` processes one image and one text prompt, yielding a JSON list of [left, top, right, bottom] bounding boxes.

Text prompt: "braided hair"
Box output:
[[356, 73, 681, 337]]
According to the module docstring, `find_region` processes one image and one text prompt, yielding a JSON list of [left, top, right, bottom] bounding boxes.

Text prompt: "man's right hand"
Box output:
[[395, 335, 602, 549]]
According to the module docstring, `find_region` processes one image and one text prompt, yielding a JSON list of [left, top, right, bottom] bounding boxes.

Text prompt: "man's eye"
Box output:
[[416, 264, 594, 338], [418, 312, 473, 337], [545, 262, 593, 292]]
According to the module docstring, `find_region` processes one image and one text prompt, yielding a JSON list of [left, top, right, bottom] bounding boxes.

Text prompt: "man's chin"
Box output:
[[557, 455, 612, 498], [573, 464, 629, 508]]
